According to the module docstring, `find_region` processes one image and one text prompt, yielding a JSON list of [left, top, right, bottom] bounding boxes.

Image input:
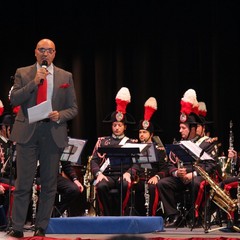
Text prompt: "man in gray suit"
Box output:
[[7, 39, 78, 238]]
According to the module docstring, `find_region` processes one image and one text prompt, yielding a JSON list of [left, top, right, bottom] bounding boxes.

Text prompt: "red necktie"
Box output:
[[37, 79, 47, 104]]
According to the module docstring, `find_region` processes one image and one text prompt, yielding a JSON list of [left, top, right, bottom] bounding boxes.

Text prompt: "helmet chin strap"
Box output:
[[143, 135, 152, 143]]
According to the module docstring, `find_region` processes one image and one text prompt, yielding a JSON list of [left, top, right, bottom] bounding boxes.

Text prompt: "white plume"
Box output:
[[116, 87, 131, 102], [144, 97, 157, 110]]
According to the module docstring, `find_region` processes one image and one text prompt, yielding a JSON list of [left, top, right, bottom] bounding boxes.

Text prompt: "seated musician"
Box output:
[[194, 101, 220, 221], [134, 97, 169, 216], [90, 87, 138, 216], [156, 89, 218, 228], [0, 113, 16, 228], [217, 148, 240, 232], [36, 160, 84, 218]]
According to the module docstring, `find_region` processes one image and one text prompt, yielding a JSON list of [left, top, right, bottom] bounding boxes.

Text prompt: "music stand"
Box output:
[[54, 138, 87, 217], [165, 141, 213, 163], [60, 138, 87, 164], [131, 143, 159, 216], [98, 146, 140, 216]]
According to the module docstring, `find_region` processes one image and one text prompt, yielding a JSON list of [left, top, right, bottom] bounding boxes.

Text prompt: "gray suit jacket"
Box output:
[[9, 63, 78, 148]]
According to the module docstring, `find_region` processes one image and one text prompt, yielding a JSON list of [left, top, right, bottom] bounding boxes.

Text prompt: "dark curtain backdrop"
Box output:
[[1, 0, 240, 164]]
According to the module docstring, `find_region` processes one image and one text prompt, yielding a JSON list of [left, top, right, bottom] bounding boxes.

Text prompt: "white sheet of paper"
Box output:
[[180, 140, 213, 160], [27, 100, 53, 123], [121, 143, 148, 153], [60, 138, 87, 163]]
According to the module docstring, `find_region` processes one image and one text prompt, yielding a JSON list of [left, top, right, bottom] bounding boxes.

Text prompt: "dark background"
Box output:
[[1, 0, 240, 165]]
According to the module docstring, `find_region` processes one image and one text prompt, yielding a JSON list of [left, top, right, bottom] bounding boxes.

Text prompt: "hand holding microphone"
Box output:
[[39, 60, 48, 85]]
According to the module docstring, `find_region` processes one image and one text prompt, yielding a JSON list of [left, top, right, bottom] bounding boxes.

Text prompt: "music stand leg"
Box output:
[[4, 143, 16, 232], [120, 160, 123, 216], [128, 184, 140, 216]]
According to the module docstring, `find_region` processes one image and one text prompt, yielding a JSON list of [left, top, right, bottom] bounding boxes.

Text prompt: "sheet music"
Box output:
[[61, 138, 87, 163], [180, 140, 213, 160], [131, 143, 158, 164], [121, 143, 148, 153]]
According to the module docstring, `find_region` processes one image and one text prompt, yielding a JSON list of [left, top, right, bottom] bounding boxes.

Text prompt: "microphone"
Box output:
[[40, 60, 48, 85]]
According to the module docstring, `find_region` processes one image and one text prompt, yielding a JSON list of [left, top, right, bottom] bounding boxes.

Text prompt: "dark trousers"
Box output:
[[134, 180, 159, 216], [157, 175, 203, 217], [53, 174, 81, 217], [96, 176, 130, 216]]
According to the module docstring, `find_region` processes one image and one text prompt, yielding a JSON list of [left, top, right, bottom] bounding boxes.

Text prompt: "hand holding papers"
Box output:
[[27, 100, 52, 123]]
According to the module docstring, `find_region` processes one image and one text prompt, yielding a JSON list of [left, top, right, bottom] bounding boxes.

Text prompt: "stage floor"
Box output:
[[1, 226, 240, 240]]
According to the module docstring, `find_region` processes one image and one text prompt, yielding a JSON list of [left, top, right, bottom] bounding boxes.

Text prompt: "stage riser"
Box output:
[[46, 216, 164, 234]]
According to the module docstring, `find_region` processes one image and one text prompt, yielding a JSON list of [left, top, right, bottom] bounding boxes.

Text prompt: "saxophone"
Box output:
[[83, 155, 96, 216], [194, 163, 237, 218]]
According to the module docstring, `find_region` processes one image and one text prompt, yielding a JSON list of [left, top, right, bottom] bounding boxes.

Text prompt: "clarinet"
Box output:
[[229, 120, 236, 176], [238, 174, 240, 215], [31, 175, 38, 226], [144, 168, 150, 216], [0, 143, 5, 174], [222, 120, 234, 179]]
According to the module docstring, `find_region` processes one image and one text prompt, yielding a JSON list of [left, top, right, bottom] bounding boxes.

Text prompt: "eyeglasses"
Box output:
[[37, 48, 55, 54]]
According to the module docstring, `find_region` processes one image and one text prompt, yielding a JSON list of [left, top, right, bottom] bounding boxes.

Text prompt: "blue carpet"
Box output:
[[46, 216, 164, 234]]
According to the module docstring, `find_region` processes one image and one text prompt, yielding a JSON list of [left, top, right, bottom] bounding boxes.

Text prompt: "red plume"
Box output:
[[144, 97, 157, 121], [115, 87, 131, 114]]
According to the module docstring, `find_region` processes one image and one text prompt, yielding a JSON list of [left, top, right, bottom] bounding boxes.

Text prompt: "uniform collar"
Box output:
[[112, 134, 125, 140]]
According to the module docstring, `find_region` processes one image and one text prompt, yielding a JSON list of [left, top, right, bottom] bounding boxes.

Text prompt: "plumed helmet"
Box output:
[[103, 87, 135, 124], [138, 97, 157, 134], [180, 89, 202, 125], [0, 100, 4, 117], [9, 86, 20, 115], [198, 101, 213, 125], [0, 113, 15, 126]]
